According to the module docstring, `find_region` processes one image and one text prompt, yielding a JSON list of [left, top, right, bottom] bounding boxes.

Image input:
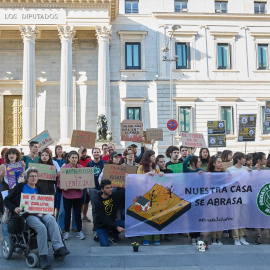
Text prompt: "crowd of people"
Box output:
[[0, 141, 270, 268]]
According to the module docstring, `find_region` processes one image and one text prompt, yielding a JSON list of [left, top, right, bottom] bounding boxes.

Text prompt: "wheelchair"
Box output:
[[2, 212, 66, 268]]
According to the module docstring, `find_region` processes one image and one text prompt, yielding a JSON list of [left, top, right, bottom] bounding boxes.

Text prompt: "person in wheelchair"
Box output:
[[4, 167, 70, 269]]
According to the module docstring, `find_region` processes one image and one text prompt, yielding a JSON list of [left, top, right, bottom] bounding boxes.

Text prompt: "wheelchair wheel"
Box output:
[[2, 236, 14, 260], [25, 253, 39, 268]]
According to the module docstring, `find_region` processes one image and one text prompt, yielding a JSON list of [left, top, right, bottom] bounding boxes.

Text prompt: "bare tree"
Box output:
[[149, 189, 157, 206], [166, 184, 174, 198]]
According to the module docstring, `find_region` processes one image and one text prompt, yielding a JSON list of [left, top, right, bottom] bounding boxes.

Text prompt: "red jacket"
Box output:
[[80, 157, 92, 167]]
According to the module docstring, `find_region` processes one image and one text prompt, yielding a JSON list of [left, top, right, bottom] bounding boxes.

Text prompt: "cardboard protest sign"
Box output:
[[29, 163, 56, 181], [20, 193, 54, 215], [71, 130, 96, 149], [238, 114, 256, 142], [264, 101, 270, 127], [207, 121, 226, 148], [29, 130, 54, 151], [102, 164, 138, 188], [60, 167, 95, 189], [143, 131, 152, 144], [121, 120, 143, 142], [6, 162, 24, 189], [181, 132, 206, 148], [146, 128, 163, 141]]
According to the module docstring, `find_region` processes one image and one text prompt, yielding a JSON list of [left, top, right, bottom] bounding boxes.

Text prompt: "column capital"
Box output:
[[19, 25, 38, 43], [58, 25, 76, 43], [95, 26, 111, 43]]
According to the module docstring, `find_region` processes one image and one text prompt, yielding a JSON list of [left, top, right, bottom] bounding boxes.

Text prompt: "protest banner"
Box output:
[[29, 130, 54, 151], [146, 128, 163, 141], [125, 171, 270, 236], [264, 101, 270, 127], [71, 130, 96, 149], [29, 163, 56, 181], [102, 164, 138, 188], [121, 120, 143, 142], [207, 121, 226, 148], [20, 193, 54, 215], [238, 114, 256, 142], [60, 167, 95, 189], [181, 132, 206, 148], [6, 162, 24, 189]]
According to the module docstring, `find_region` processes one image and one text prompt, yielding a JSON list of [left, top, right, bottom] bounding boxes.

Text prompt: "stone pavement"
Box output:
[[1, 211, 270, 269]]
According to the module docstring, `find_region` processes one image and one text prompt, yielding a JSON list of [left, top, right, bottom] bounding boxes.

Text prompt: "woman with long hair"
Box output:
[[207, 155, 224, 245], [199, 148, 210, 170], [0, 148, 22, 237], [59, 151, 85, 240], [137, 150, 163, 246], [54, 145, 66, 168], [37, 148, 56, 195]]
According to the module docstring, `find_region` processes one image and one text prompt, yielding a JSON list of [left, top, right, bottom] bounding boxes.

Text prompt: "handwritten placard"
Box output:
[[29, 130, 54, 151], [71, 130, 96, 149], [238, 114, 256, 142], [29, 163, 56, 181], [181, 132, 206, 148], [102, 164, 138, 188], [6, 162, 24, 188], [121, 120, 143, 142], [146, 128, 163, 141], [143, 131, 152, 144], [60, 167, 95, 189], [20, 193, 54, 215]]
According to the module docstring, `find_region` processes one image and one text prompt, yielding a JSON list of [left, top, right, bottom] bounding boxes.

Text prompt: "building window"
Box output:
[[127, 107, 141, 120], [125, 0, 139, 14], [217, 43, 231, 69], [215, 1, 227, 13], [254, 2, 267, 14], [221, 106, 234, 134], [262, 107, 270, 134], [125, 42, 141, 69], [176, 42, 190, 69], [179, 107, 191, 132], [175, 0, 188, 12], [258, 44, 268, 70]]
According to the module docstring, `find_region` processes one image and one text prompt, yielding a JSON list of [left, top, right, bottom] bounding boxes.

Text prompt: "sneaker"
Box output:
[[82, 216, 91, 222], [211, 237, 217, 245], [234, 239, 241, 246], [93, 232, 99, 242], [77, 231, 85, 240], [240, 237, 249, 245], [62, 232, 70, 240], [39, 255, 51, 269], [154, 241, 160, 245], [54, 247, 70, 261], [143, 240, 149, 246], [191, 238, 196, 245], [216, 238, 223, 245], [109, 237, 120, 244], [255, 236, 262, 245]]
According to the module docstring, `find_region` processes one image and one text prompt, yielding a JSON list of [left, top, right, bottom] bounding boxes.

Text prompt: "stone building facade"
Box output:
[[0, 0, 270, 154]]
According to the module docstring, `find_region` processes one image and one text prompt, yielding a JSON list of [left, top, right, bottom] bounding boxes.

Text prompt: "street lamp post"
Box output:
[[162, 25, 181, 145]]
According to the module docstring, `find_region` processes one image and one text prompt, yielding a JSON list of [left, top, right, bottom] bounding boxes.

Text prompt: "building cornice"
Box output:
[[215, 97, 239, 102], [0, 0, 119, 20], [117, 30, 148, 36], [152, 12, 270, 21], [256, 97, 270, 102], [121, 97, 147, 102], [173, 97, 198, 102], [209, 31, 238, 37]]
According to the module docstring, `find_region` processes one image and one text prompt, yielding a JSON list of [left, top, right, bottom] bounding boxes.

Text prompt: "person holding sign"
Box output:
[[4, 167, 70, 269], [137, 150, 164, 246], [37, 149, 57, 195], [165, 146, 183, 173], [21, 141, 39, 170], [58, 151, 85, 241]]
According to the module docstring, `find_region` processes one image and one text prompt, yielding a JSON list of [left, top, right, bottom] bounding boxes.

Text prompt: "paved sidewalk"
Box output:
[[1, 211, 270, 269]]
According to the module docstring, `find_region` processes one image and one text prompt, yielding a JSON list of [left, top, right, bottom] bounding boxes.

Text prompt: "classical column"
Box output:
[[20, 25, 38, 145], [96, 26, 111, 130], [58, 26, 75, 145]]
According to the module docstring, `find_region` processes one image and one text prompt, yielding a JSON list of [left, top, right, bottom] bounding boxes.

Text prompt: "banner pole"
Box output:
[[245, 142, 247, 155]]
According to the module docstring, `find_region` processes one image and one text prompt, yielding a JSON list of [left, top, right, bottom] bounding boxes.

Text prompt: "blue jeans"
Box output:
[[96, 220, 125, 247], [57, 196, 76, 231]]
